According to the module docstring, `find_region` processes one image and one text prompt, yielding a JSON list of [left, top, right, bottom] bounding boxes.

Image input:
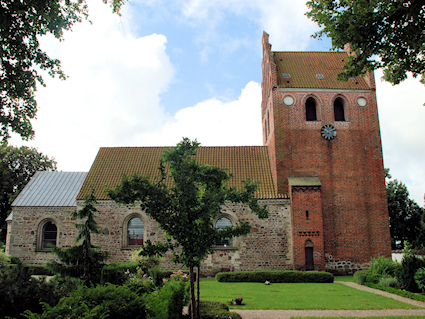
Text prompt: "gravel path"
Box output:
[[231, 281, 425, 319]]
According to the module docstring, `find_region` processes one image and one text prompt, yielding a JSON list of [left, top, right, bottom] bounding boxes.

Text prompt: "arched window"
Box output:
[[127, 217, 144, 246], [306, 97, 317, 121], [334, 98, 345, 121], [41, 221, 57, 249], [215, 217, 233, 247]]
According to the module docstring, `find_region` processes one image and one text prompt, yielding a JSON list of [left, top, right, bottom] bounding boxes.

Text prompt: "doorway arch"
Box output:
[[305, 240, 314, 270]]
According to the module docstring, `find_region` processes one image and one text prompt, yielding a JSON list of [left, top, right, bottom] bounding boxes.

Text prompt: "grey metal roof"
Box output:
[[12, 171, 88, 207]]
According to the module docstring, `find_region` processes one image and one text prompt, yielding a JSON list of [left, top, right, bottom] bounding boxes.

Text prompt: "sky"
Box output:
[[9, 0, 425, 206]]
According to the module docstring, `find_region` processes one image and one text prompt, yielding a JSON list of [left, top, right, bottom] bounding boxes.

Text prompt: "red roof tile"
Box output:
[[274, 52, 370, 90], [77, 146, 285, 200]]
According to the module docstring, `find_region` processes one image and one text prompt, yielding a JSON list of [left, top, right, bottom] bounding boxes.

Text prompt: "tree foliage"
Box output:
[[47, 190, 108, 286], [0, 145, 56, 241], [306, 0, 425, 85], [0, 0, 125, 141], [386, 170, 425, 250], [108, 138, 269, 319]]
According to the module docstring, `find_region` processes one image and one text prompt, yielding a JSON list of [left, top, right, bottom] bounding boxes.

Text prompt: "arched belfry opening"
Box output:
[[334, 97, 345, 121], [306, 97, 317, 121]]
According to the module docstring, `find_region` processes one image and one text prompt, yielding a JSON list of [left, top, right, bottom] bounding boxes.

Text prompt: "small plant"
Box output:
[[228, 297, 243, 305], [369, 255, 399, 277], [170, 269, 189, 282], [379, 276, 399, 288], [131, 248, 162, 273], [414, 267, 425, 292]]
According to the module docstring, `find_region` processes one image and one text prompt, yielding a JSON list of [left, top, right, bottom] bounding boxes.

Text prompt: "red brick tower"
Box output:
[[261, 32, 391, 271]]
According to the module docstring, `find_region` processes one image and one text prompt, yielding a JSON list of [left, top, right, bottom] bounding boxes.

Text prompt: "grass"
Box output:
[[199, 278, 418, 310]]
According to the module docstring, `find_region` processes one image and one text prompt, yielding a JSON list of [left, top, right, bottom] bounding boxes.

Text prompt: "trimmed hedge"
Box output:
[[189, 300, 242, 319], [215, 270, 334, 283], [365, 282, 425, 302]]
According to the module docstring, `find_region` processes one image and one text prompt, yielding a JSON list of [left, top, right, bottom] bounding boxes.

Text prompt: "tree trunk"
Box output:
[[197, 265, 200, 319], [189, 265, 197, 319]]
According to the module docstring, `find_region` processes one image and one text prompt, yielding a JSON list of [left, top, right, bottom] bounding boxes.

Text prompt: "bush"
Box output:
[[189, 301, 242, 319], [369, 255, 399, 277], [101, 262, 139, 285], [26, 265, 53, 276], [131, 249, 163, 273], [148, 280, 189, 319], [379, 276, 399, 288], [365, 272, 383, 284], [215, 270, 334, 283], [0, 263, 80, 319], [366, 282, 425, 302], [0, 250, 10, 267], [414, 267, 425, 292], [353, 270, 371, 285], [397, 255, 425, 292], [23, 284, 147, 319]]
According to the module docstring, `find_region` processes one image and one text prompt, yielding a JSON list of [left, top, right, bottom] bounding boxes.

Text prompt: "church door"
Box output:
[[305, 240, 314, 270]]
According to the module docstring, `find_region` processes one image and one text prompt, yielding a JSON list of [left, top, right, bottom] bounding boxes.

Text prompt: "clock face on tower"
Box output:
[[321, 124, 337, 140]]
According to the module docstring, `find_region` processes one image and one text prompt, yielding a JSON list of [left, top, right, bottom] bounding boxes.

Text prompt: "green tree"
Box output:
[[0, 0, 125, 141], [108, 138, 269, 319], [306, 0, 425, 85], [0, 145, 57, 242], [47, 190, 108, 286], [386, 170, 425, 249]]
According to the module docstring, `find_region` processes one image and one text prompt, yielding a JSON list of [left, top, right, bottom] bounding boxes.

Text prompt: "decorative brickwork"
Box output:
[[262, 31, 391, 272]]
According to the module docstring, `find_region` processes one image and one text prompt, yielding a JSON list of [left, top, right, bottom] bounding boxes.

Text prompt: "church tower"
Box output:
[[261, 32, 391, 270]]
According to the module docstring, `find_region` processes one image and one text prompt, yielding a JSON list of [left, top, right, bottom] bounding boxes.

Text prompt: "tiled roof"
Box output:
[[12, 171, 87, 207], [273, 52, 370, 90], [78, 146, 285, 200]]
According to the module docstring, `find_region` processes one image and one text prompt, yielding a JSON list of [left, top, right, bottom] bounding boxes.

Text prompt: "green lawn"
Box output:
[[199, 279, 418, 310]]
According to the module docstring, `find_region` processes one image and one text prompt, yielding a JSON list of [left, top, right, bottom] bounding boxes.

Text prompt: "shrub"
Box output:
[[189, 300, 242, 319], [366, 282, 425, 302], [148, 280, 189, 319], [131, 249, 163, 272], [26, 265, 53, 276], [365, 272, 383, 284], [23, 284, 147, 319], [10, 255, 21, 264], [414, 267, 425, 292], [0, 263, 80, 319], [215, 270, 334, 283], [379, 276, 399, 288], [0, 250, 10, 267], [397, 255, 425, 292], [369, 255, 399, 277], [101, 262, 139, 285], [353, 270, 371, 285]]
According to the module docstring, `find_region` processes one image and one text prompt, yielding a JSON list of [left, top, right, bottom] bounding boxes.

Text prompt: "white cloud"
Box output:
[[377, 70, 425, 206], [136, 81, 262, 146], [10, 0, 174, 172]]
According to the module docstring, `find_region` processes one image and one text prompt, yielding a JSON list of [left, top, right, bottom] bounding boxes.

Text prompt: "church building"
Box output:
[[5, 32, 391, 275]]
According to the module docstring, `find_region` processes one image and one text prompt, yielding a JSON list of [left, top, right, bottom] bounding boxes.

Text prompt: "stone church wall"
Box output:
[[8, 199, 293, 277]]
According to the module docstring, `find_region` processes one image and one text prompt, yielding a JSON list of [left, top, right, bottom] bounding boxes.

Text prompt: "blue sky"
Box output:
[[10, 0, 425, 206]]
